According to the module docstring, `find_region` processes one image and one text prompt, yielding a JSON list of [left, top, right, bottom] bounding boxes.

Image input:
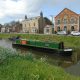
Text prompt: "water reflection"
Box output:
[[0, 39, 13, 49]]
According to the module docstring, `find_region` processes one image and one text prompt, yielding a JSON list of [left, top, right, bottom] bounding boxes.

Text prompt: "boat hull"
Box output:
[[12, 43, 72, 56]]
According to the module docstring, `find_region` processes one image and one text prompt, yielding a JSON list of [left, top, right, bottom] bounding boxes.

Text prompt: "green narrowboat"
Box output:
[[12, 39, 73, 56]]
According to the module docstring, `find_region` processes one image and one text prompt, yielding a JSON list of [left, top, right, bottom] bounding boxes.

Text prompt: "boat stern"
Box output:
[[59, 48, 73, 56]]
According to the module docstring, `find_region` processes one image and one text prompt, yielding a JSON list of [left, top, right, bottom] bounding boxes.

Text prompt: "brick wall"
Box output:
[[54, 8, 79, 33]]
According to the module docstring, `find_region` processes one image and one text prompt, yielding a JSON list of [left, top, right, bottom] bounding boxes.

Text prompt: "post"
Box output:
[[71, 51, 77, 63]]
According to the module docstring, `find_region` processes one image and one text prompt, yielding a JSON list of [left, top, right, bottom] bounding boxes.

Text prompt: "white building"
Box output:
[[44, 25, 54, 34], [1, 27, 5, 33]]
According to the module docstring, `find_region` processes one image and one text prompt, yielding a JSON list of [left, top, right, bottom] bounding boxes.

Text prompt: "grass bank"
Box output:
[[0, 33, 80, 48], [0, 47, 80, 80]]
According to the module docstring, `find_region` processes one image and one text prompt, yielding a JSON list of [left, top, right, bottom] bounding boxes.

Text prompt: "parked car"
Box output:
[[57, 31, 67, 35], [71, 31, 80, 36]]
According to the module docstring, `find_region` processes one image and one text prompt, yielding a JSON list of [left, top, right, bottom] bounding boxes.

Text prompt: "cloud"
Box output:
[[0, 0, 49, 18], [5, 0, 26, 14], [0, 0, 26, 18], [0, 0, 80, 21]]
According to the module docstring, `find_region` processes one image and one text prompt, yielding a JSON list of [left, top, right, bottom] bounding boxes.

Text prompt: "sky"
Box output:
[[0, 0, 80, 24]]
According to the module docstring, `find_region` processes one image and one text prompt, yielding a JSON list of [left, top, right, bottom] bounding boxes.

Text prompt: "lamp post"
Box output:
[[50, 15, 55, 34]]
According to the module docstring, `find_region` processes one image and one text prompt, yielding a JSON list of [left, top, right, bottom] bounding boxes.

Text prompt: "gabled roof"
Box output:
[[44, 17, 53, 25], [55, 8, 79, 18]]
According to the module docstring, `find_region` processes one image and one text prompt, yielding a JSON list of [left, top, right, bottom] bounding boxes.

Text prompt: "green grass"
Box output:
[[0, 33, 80, 48], [0, 47, 80, 80]]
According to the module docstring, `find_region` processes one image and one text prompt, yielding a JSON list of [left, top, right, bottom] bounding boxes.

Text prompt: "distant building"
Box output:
[[1, 27, 5, 33], [11, 22, 22, 33], [22, 12, 53, 34], [5, 22, 22, 33], [54, 8, 80, 33], [0, 24, 2, 32], [5, 26, 11, 33]]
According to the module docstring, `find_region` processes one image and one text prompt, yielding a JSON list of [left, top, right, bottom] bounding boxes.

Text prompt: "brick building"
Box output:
[[11, 22, 22, 33], [5, 22, 22, 33], [54, 8, 80, 33]]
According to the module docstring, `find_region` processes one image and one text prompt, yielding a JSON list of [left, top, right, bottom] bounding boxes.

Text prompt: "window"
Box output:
[[29, 23, 30, 27], [31, 27, 36, 33], [63, 19, 67, 24], [71, 26, 74, 31], [46, 28, 49, 33], [64, 26, 67, 31], [57, 27, 60, 31], [71, 18, 75, 24], [70, 17, 77, 24], [57, 20, 60, 25], [34, 23, 35, 26], [63, 15, 68, 24], [25, 24, 26, 27]]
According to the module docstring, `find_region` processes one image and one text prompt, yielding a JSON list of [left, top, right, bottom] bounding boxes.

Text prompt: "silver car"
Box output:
[[71, 31, 80, 36], [57, 31, 67, 35]]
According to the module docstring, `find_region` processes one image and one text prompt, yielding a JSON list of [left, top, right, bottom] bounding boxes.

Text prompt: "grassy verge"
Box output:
[[0, 33, 80, 48], [0, 47, 80, 80]]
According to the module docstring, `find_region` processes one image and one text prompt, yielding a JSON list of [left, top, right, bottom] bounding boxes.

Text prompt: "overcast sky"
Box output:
[[0, 0, 80, 24]]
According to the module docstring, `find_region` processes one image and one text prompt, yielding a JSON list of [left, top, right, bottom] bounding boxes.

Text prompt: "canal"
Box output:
[[0, 39, 80, 76]]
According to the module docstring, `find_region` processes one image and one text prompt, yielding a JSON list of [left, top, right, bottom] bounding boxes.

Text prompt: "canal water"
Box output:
[[0, 39, 80, 76]]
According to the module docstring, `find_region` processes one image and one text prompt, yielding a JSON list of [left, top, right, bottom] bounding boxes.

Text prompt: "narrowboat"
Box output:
[[12, 39, 73, 56]]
